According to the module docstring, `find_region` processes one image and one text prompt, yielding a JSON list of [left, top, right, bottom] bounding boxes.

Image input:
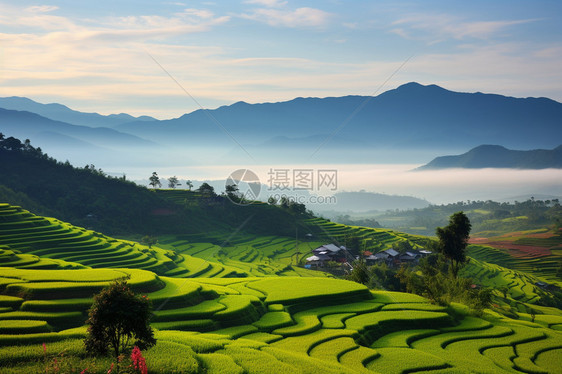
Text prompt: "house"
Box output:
[[365, 248, 400, 265], [312, 243, 342, 256], [305, 254, 331, 266], [399, 251, 418, 262], [306, 243, 347, 266]]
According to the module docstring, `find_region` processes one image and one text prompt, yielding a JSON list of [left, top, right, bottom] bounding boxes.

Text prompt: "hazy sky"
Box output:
[[1, 0, 561, 118]]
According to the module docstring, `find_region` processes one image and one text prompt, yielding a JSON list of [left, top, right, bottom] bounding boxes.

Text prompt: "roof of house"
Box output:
[[384, 248, 399, 257], [399, 253, 416, 260], [373, 252, 389, 259], [306, 254, 332, 262], [313, 243, 341, 253]]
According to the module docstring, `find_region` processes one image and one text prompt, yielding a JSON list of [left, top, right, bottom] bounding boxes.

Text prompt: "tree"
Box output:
[[225, 183, 241, 202], [142, 235, 157, 249], [185, 180, 193, 191], [167, 176, 180, 189], [436, 211, 472, 278], [279, 196, 289, 208], [1, 137, 23, 151], [197, 182, 216, 197], [84, 279, 156, 358], [149, 172, 161, 188], [347, 261, 370, 285]]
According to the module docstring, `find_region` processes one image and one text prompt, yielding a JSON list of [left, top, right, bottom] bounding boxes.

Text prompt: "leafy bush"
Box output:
[[84, 279, 155, 358]]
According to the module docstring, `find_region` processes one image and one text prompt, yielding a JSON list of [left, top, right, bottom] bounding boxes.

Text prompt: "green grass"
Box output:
[[0, 320, 51, 334], [366, 347, 450, 374], [252, 311, 293, 330], [249, 277, 371, 304]]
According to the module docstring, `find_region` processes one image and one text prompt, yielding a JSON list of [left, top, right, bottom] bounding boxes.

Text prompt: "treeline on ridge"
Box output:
[[0, 134, 311, 237]]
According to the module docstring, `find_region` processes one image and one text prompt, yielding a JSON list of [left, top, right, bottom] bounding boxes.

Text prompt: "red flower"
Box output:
[[131, 346, 148, 374]]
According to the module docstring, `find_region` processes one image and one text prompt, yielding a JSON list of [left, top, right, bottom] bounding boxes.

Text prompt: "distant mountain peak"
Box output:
[[394, 81, 446, 92], [417, 145, 562, 170]]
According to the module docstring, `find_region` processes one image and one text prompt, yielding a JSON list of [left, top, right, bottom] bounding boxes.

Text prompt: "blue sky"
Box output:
[[1, 0, 561, 118]]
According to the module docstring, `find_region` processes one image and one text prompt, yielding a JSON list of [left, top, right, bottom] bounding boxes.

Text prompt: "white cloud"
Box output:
[[182, 8, 215, 19], [24, 5, 59, 13], [241, 7, 331, 28], [393, 13, 540, 41], [244, 0, 288, 8]]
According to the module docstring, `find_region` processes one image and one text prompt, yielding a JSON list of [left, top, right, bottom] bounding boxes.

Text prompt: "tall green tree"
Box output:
[[149, 172, 161, 188], [225, 183, 241, 202], [167, 176, 180, 189], [197, 182, 216, 197], [185, 180, 193, 191], [84, 279, 156, 358], [436, 211, 472, 278]]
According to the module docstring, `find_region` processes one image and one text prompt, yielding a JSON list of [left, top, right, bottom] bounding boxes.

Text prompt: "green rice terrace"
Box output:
[[1, 202, 561, 373]]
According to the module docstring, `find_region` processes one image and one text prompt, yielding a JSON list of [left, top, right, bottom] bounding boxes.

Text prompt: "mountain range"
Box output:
[[1, 82, 561, 166], [417, 145, 562, 170], [0, 96, 155, 128]]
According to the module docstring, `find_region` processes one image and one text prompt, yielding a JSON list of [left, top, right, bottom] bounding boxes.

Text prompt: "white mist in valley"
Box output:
[[120, 164, 562, 205]]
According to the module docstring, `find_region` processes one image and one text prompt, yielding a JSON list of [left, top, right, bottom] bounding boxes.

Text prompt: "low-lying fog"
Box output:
[[118, 164, 562, 205]]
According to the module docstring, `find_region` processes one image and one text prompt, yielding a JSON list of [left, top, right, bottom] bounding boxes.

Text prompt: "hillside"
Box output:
[[1, 202, 562, 373], [374, 198, 562, 237], [1, 137, 562, 373], [2, 266, 561, 374], [0, 140, 314, 237], [417, 145, 562, 170]]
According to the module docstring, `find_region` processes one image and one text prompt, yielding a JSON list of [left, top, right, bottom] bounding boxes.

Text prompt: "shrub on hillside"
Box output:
[[84, 279, 156, 358]]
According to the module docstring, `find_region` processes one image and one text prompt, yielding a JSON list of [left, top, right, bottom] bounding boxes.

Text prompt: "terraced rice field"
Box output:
[[0, 204, 177, 274], [0, 196, 428, 282], [1, 267, 561, 373], [468, 244, 562, 285], [467, 229, 562, 283], [155, 217, 429, 279], [0, 204, 329, 279], [1, 202, 561, 373]]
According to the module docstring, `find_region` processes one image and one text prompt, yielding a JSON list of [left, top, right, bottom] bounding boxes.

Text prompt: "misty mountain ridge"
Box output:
[[2, 82, 562, 165], [417, 145, 562, 170], [114, 82, 562, 151], [0, 96, 155, 128]]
